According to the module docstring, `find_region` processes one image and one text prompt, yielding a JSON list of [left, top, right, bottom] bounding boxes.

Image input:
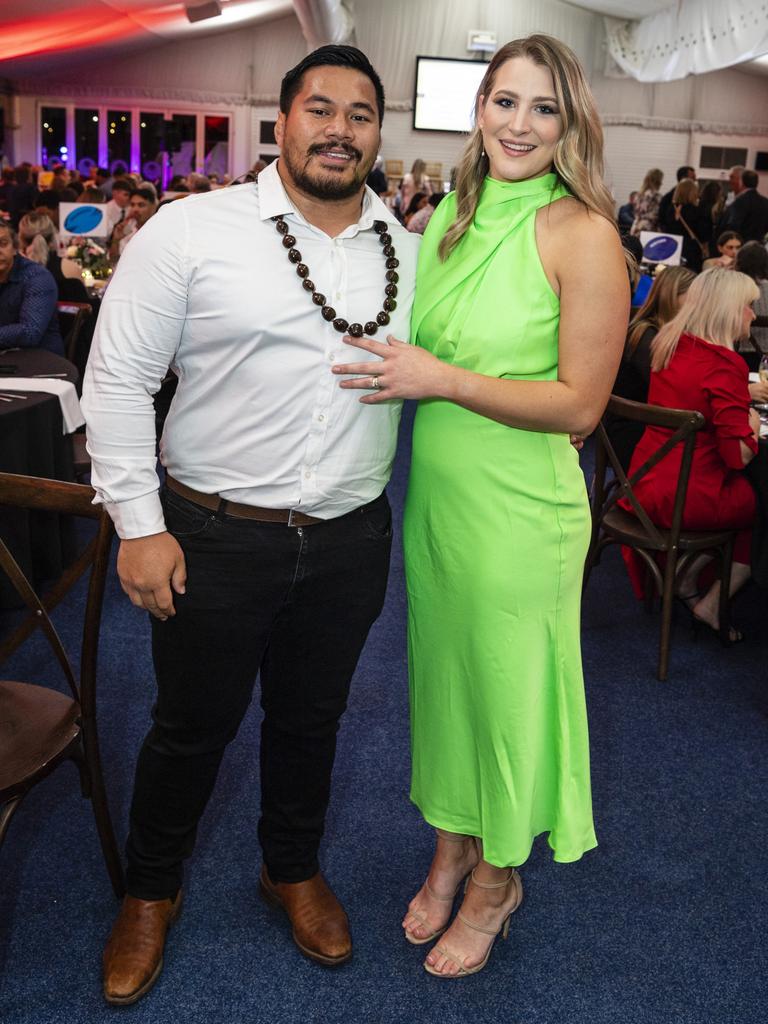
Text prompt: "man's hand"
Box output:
[[749, 380, 768, 404], [117, 532, 186, 621]]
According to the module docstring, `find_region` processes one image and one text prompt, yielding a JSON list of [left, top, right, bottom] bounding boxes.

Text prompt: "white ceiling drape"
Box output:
[[605, 0, 768, 82], [291, 0, 355, 50]]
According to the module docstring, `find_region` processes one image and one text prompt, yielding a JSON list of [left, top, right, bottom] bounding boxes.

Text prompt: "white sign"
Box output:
[[59, 202, 109, 240], [639, 231, 683, 267]]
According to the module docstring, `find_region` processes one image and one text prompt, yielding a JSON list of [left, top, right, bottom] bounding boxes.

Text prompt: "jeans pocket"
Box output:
[[361, 500, 393, 541], [162, 488, 215, 539]]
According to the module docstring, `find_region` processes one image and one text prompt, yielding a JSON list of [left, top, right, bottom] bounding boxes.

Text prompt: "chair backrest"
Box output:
[[750, 314, 768, 354], [0, 473, 114, 721], [593, 395, 705, 550], [425, 161, 443, 183], [56, 301, 92, 365]]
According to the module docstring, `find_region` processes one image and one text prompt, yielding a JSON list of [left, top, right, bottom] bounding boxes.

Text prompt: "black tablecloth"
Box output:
[[0, 348, 79, 608], [746, 440, 768, 589]]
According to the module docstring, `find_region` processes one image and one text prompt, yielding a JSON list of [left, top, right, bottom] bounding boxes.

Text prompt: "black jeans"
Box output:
[[125, 487, 392, 899]]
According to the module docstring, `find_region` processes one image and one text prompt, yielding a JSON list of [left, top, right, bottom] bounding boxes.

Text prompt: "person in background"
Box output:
[[8, 165, 39, 229], [735, 240, 768, 378], [631, 168, 663, 235], [108, 186, 158, 262], [402, 191, 428, 228], [619, 268, 759, 641], [103, 179, 133, 235], [366, 154, 388, 196], [719, 169, 768, 244], [658, 165, 696, 233], [0, 167, 15, 212], [697, 180, 724, 257], [18, 211, 91, 305], [188, 173, 212, 193], [0, 221, 63, 354], [79, 185, 107, 204], [607, 265, 696, 469], [671, 177, 704, 272], [703, 229, 742, 270], [94, 167, 114, 199], [724, 165, 745, 208], [617, 190, 638, 231], [407, 192, 444, 235], [399, 158, 433, 219], [249, 160, 267, 178]]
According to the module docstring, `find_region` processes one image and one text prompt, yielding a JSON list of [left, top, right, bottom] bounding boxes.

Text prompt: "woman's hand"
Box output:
[[748, 380, 768, 403], [332, 334, 453, 403]]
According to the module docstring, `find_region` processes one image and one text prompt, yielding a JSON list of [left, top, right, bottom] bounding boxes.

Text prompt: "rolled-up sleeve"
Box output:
[[703, 358, 757, 468], [81, 202, 190, 539], [0, 266, 58, 349]]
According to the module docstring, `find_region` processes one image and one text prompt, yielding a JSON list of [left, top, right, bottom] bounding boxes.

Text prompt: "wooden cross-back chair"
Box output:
[[0, 472, 124, 897], [584, 396, 737, 681], [57, 301, 93, 366]]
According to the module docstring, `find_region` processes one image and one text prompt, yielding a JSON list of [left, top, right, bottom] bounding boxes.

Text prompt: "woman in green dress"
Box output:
[[333, 35, 628, 976]]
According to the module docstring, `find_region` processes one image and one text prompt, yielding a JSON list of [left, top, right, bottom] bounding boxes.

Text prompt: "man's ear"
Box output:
[[274, 112, 286, 149]]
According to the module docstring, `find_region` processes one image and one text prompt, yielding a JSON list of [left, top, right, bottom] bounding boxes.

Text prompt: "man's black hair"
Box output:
[[736, 239, 768, 280], [112, 178, 133, 194], [131, 187, 157, 205], [742, 169, 758, 189], [676, 166, 695, 181], [279, 45, 385, 125]]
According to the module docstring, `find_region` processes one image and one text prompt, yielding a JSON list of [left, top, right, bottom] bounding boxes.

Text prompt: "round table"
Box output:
[[0, 348, 80, 608]]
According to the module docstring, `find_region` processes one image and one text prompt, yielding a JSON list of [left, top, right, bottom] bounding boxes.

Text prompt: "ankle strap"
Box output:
[[468, 867, 516, 889]]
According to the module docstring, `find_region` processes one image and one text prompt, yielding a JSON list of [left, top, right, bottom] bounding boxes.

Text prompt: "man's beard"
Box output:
[[282, 143, 371, 201]]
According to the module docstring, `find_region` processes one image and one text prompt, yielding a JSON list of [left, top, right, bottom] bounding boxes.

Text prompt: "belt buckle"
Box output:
[[287, 508, 298, 527]]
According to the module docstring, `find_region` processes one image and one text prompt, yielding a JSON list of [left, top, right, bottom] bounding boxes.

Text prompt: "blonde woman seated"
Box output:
[[607, 265, 695, 469], [703, 230, 742, 270], [399, 159, 433, 218], [19, 212, 90, 303], [619, 268, 760, 639]]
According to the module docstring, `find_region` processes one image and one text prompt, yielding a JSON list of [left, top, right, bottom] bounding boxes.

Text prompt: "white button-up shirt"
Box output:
[[81, 160, 420, 539]]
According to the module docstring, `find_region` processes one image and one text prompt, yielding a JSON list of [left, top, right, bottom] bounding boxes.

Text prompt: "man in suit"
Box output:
[[658, 166, 696, 234], [720, 169, 768, 243]]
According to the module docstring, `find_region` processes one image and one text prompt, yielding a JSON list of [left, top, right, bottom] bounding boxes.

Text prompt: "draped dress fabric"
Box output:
[[403, 174, 597, 868]]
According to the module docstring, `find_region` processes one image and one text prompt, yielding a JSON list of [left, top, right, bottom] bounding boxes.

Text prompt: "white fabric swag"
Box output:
[[605, 0, 768, 83]]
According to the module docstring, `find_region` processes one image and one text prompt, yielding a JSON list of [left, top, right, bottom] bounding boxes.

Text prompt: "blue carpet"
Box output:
[[2, 403, 767, 1023]]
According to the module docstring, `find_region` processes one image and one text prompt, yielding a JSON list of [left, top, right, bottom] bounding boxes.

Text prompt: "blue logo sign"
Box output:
[[63, 206, 104, 235], [643, 235, 679, 262]]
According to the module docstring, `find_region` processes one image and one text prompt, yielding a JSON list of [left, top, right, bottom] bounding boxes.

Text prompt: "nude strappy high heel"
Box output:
[[403, 829, 479, 946], [423, 866, 523, 977]]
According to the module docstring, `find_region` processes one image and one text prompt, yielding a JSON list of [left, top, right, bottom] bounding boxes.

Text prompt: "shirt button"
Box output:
[[335, 292, 342, 300], [304, 470, 312, 479], [317, 413, 325, 422]]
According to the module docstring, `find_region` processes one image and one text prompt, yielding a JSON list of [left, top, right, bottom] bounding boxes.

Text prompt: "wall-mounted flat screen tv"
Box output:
[[413, 56, 488, 133]]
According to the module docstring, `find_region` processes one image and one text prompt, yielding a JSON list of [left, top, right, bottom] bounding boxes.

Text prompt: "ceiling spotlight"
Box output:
[[185, 2, 222, 22]]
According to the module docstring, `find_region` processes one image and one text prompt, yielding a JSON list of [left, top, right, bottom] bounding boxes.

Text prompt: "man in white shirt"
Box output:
[[102, 178, 132, 236], [84, 46, 419, 1004]]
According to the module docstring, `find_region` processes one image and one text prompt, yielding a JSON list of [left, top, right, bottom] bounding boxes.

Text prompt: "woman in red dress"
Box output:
[[621, 267, 761, 637]]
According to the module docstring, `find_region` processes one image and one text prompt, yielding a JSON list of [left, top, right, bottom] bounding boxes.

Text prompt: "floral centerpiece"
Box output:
[[65, 237, 112, 280]]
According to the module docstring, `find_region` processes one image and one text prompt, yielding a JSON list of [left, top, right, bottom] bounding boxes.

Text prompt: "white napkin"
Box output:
[[749, 372, 759, 383], [0, 377, 85, 434]]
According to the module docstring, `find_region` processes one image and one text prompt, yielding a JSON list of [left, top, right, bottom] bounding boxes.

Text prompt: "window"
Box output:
[[107, 109, 131, 177], [259, 121, 277, 145], [699, 146, 748, 170], [40, 106, 67, 168], [169, 114, 197, 178], [204, 115, 229, 177], [75, 108, 99, 176]]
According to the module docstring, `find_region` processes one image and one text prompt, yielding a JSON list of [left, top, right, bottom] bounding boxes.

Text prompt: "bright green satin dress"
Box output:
[[403, 173, 597, 867]]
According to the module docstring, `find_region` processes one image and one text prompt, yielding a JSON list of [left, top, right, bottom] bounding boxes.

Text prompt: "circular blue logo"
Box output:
[[63, 206, 104, 235], [643, 235, 679, 261]]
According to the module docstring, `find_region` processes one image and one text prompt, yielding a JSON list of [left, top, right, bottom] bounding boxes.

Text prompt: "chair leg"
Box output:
[[79, 732, 126, 899], [658, 549, 679, 681], [718, 536, 735, 647], [0, 796, 23, 846]]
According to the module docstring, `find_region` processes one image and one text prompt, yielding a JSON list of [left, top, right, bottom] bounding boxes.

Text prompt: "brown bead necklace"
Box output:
[[271, 215, 399, 337]]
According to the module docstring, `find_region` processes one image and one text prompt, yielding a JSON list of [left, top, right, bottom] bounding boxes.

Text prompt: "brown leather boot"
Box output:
[[102, 891, 183, 1005], [259, 866, 352, 965]]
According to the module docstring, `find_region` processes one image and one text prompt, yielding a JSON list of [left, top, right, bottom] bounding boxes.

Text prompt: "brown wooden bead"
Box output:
[[376, 311, 390, 325], [282, 234, 296, 248], [275, 220, 288, 234], [288, 249, 301, 263], [348, 322, 364, 337], [333, 318, 349, 333], [373, 220, 387, 233], [385, 270, 399, 283], [296, 264, 309, 278], [364, 321, 378, 335], [385, 283, 397, 297], [302, 279, 315, 291], [312, 292, 326, 305], [378, 232, 392, 246], [386, 258, 399, 269], [383, 298, 396, 312], [321, 306, 336, 321], [382, 244, 395, 257]]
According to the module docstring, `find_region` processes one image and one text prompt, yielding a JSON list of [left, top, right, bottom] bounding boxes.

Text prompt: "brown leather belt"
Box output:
[[165, 474, 323, 526]]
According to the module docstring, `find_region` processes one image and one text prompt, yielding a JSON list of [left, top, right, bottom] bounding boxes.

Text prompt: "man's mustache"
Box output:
[[307, 143, 363, 161]]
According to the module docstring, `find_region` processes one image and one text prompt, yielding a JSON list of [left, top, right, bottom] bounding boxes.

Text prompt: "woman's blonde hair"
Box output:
[[672, 179, 698, 206], [650, 268, 759, 371], [626, 266, 696, 353], [641, 168, 663, 193], [18, 212, 58, 267], [439, 34, 615, 261], [411, 158, 426, 179]]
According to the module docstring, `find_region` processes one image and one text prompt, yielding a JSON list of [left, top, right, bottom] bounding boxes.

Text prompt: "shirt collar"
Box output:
[[257, 157, 399, 232]]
